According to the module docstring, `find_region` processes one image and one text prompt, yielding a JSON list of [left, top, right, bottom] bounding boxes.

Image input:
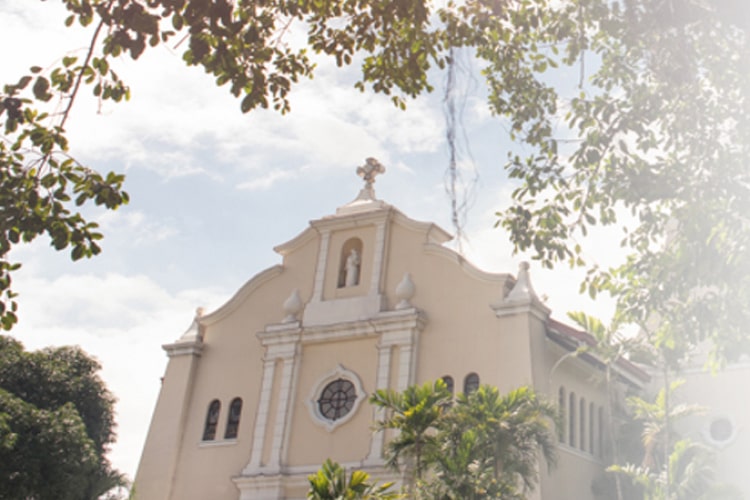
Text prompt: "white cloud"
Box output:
[[97, 210, 178, 246], [237, 169, 297, 191]]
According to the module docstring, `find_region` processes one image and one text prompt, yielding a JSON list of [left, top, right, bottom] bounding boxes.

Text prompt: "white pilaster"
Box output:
[[364, 343, 393, 464], [397, 342, 415, 391], [312, 230, 331, 302], [244, 357, 276, 473], [268, 347, 298, 471], [370, 219, 388, 295], [244, 325, 301, 476]]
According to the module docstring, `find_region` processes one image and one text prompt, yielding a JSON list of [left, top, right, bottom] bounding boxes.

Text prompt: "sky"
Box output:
[[0, 1, 627, 482]]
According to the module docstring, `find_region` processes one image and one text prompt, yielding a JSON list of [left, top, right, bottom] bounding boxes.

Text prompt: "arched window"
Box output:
[[596, 406, 604, 457], [558, 387, 566, 443], [568, 392, 576, 447], [202, 399, 221, 441], [338, 238, 363, 288], [589, 402, 595, 455], [579, 398, 586, 451], [463, 373, 480, 395], [442, 376, 455, 396], [224, 398, 243, 439]]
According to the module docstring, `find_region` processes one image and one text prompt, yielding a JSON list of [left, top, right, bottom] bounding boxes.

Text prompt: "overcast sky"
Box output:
[[0, 1, 626, 481]]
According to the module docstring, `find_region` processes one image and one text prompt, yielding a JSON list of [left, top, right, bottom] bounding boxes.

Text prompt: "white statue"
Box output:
[[345, 249, 361, 287]]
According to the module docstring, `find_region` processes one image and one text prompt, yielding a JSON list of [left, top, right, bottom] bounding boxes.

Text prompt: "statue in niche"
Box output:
[[344, 248, 361, 287]]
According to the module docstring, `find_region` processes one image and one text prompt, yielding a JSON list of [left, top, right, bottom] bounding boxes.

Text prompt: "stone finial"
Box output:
[[506, 262, 537, 302], [166, 305, 205, 356], [492, 261, 550, 320], [177, 306, 205, 341], [283, 289, 303, 323], [395, 272, 416, 310]]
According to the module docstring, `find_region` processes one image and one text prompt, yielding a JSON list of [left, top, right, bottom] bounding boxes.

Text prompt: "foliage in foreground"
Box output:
[[0, 336, 125, 500], [608, 380, 741, 500], [307, 458, 402, 500], [370, 382, 558, 499]]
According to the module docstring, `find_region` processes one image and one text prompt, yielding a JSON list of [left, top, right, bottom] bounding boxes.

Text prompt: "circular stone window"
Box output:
[[308, 364, 366, 431], [704, 416, 737, 448], [318, 378, 357, 421]]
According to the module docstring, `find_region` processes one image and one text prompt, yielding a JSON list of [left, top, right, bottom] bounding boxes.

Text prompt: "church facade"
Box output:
[[134, 162, 650, 499]]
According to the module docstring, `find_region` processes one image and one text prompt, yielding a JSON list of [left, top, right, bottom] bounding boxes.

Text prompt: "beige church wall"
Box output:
[[275, 228, 321, 302], [554, 361, 607, 447], [529, 318, 557, 394], [677, 363, 750, 497], [135, 353, 200, 500], [164, 235, 322, 498], [539, 447, 604, 500], [379, 220, 537, 393], [543, 354, 610, 498], [170, 443, 254, 499], [322, 225, 376, 301], [285, 337, 379, 467]]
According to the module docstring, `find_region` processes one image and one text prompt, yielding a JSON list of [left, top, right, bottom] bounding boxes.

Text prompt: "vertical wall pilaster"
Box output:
[[312, 230, 331, 302], [268, 347, 298, 471], [243, 326, 301, 476], [244, 357, 277, 473], [370, 219, 388, 295], [365, 343, 394, 464]]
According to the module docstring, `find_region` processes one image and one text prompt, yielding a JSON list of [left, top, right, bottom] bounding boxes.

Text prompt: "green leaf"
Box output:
[[32, 76, 52, 101], [240, 93, 256, 113]]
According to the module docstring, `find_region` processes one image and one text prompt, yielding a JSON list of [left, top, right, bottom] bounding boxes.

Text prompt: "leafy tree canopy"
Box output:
[[0, 336, 125, 499], [0, 0, 559, 329], [1, 0, 748, 367], [498, 0, 750, 365]]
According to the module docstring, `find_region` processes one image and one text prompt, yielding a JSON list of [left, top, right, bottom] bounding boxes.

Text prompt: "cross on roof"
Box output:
[[356, 157, 385, 187]]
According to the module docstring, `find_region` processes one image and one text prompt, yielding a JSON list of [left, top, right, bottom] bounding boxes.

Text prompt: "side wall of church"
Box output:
[[678, 363, 750, 497]]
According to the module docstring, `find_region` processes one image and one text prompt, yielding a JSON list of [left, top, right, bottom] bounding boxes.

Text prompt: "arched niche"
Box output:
[[337, 237, 364, 288]]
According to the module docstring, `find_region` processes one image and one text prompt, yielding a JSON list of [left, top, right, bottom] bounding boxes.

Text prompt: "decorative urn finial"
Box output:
[[395, 272, 416, 310], [283, 289, 303, 323]]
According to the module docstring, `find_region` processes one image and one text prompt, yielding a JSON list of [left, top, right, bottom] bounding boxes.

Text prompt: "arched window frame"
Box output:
[[558, 387, 567, 443], [463, 372, 480, 395], [579, 397, 586, 451], [441, 375, 455, 396], [202, 399, 221, 441], [224, 397, 243, 440], [568, 392, 576, 447], [597, 406, 604, 458], [589, 402, 595, 455]]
